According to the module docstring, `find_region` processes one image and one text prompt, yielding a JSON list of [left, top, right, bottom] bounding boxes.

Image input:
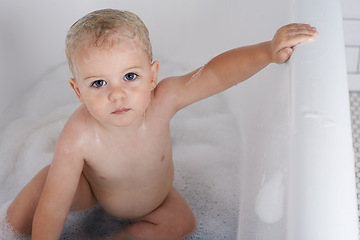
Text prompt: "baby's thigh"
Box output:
[[7, 165, 51, 233], [142, 188, 196, 231], [70, 173, 97, 212]]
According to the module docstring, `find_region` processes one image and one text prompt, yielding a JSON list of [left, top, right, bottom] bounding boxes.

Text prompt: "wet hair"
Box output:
[[65, 9, 152, 76]]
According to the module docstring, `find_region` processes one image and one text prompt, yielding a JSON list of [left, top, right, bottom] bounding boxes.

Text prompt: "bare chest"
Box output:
[[81, 126, 174, 217], [82, 124, 173, 189]]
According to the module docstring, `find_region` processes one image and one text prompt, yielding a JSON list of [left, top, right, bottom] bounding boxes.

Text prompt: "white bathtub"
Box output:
[[0, 0, 358, 239]]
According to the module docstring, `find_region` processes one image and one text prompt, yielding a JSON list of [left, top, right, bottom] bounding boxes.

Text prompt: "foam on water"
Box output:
[[0, 63, 241, 239]]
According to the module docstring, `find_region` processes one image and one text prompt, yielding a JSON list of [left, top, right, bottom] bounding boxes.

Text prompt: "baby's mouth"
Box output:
[[111, 108, 131, 115]]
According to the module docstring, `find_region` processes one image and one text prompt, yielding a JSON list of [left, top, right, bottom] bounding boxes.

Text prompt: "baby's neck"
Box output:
[[94, 110, 147, 136]]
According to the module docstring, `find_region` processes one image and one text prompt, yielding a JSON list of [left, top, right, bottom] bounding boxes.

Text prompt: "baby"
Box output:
[[6, 9, 318, 240]]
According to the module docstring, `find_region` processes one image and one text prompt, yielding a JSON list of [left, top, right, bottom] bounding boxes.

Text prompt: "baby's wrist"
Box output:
[[262, 41, 275, 64]]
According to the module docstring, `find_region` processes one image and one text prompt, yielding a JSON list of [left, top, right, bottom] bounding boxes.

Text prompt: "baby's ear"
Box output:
[[150, 61, 159, 90], [69, 78, 83, 102]]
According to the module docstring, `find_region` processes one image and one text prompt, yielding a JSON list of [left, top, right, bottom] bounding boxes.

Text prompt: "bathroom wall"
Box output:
[[342, 0, 360, 90]]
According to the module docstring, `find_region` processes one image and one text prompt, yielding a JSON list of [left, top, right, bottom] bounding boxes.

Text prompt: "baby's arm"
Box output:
[[31, 117, 85, 239], [158, 23, 318, 113]]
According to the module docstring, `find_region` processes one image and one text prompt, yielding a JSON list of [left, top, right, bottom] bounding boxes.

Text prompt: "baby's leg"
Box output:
[[113, 188, 196, 240], [7, 165, 97, 234]]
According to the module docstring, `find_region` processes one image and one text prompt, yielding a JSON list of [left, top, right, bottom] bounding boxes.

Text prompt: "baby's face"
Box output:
[[69, 38, 159, 129]]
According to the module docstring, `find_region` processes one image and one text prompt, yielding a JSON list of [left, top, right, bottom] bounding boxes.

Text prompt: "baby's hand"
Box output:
[[270, 23, 318, 64]]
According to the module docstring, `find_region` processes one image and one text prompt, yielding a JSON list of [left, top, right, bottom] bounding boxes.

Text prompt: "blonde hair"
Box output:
[[65, 9, 152, 75]]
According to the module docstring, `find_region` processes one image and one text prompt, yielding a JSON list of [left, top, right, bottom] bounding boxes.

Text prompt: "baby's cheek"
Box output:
[[136, 90, 152, 109], [86, 103, 104, 120]]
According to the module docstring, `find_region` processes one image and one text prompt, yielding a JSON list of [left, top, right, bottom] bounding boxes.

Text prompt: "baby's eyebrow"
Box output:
[[84, 75, 104, 81], [82, 66, 144, 81], [123, 65, 143, 71]]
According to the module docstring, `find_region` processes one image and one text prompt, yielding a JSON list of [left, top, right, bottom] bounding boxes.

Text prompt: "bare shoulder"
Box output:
[[55, 105, 92, 154], [152, 69, 202, 114], [154, 74, 193, 97], [151, 73, 194, 116], [153, 77, 179, 101], [151, 77, 179, 117]]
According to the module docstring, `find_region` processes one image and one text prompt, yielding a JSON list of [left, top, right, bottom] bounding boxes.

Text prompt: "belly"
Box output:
[[96, 180, 173, 218], [83, 158, 174, 218]]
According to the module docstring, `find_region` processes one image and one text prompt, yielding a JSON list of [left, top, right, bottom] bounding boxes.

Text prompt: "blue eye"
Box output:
[[124, 73, 138, 81], [92, 80, 106, 88]]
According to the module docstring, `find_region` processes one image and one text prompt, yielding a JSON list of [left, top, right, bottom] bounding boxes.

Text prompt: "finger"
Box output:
[[279, 23, 317, 36], [286, 29, 318, 38], [285, 24, 318, 37], [286, 33, 318, 47], [285, 23, 314, 31], [274, 24, 318, 48]]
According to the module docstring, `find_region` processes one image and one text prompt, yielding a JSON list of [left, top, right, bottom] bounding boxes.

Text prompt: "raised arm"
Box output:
[[158, 23, 318, 114]]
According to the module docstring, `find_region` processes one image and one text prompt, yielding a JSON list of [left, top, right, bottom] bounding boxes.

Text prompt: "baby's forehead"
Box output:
[[71, 36, 150, 77], [76, 33, 149, 59], [77, 35, 147, 59]]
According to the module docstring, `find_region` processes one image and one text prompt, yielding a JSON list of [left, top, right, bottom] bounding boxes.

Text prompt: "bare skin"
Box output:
[[6, 23, 318, 240]]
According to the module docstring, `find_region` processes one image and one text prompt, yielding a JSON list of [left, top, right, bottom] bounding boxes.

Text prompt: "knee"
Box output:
[[176, 210, 197, 238], [125, 212, 196, 240], [156, 209, 196, 239], [184, 214, 197, 237]]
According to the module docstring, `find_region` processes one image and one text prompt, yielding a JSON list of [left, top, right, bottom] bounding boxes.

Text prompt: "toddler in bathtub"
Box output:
[[6, 9, 318, 240]]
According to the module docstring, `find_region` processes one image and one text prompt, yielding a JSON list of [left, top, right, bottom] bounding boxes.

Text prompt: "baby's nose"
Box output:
[[108, 86, 126, 101]]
